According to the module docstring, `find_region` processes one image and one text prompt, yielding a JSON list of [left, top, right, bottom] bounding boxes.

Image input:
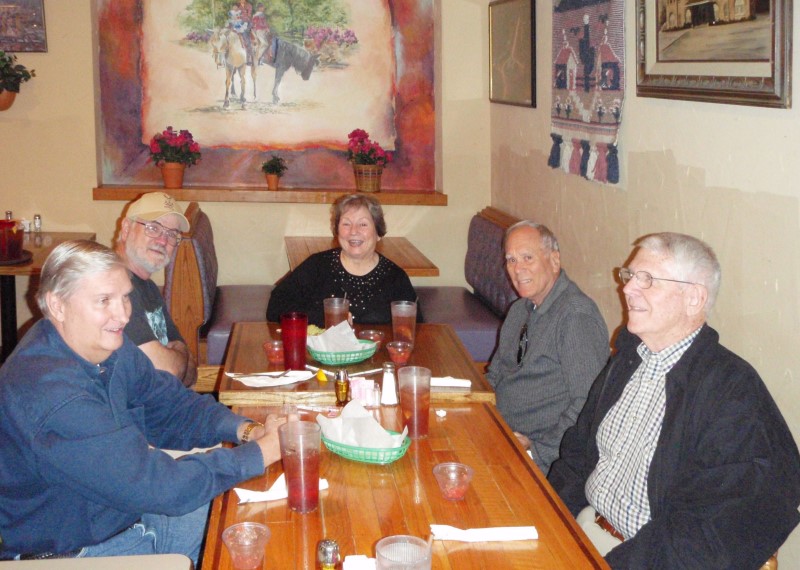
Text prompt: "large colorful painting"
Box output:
[[97, 0, 435, 190]]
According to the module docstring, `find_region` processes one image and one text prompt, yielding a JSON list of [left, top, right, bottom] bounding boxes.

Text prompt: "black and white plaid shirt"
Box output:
[[585, 328, 701, 539]]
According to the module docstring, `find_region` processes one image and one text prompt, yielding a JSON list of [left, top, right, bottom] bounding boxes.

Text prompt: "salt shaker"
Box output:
[[334, 369, 350, 407], [33, 214, 41, 233], [380, 362, 398, 405], [4, 211, 11, 221]]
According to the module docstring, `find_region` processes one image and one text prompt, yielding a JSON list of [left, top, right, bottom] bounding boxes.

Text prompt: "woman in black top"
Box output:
[[266, 194, 419, 327]]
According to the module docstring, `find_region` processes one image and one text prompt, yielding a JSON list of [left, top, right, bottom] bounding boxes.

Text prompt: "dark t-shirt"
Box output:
[[266, 249, 419, 327], [125, 273, 184, 346]]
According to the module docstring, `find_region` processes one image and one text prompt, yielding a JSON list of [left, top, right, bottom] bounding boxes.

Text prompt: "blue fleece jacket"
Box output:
[[0, 320, 264, 556]]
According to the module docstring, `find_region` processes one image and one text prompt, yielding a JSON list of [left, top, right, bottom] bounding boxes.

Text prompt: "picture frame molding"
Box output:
[[0, 0, 47, 53], [636, 0, 791, 109], [489, 0, 536, 108]]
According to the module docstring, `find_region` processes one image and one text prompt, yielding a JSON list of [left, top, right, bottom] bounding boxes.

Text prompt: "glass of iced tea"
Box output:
[[390, 300, 417, 344], [278, 421, 321, 513], [398, 366, 431, 439]]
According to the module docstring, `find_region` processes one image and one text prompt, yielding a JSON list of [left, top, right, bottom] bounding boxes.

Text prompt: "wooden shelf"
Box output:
[[93, 186, 448, 206]]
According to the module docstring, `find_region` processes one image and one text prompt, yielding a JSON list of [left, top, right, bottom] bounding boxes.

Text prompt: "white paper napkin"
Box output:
[[316, 400, 407, 448], [226, 370, 313, 387], [234, 473, 329, 504], [431, 377, 472, 388], [343, 555, 376, 569], [430, 524, 538, 542], [307, 321, 364, 352]]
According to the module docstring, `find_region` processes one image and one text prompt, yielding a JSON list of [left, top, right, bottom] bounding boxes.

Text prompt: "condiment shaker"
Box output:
[[316, 538, 341, 569], [33, 214, 41, 232], [380, 362, 398, 405], [334, 370, 350, 407]]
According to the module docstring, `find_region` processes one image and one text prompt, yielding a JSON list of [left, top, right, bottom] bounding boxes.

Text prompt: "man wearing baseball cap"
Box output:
[[116, 192, 196, 387]]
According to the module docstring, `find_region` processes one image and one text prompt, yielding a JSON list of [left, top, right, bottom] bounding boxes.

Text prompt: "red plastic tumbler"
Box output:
[[281, 312, 308, 370]]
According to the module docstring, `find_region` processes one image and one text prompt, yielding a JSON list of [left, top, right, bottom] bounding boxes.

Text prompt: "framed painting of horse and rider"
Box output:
[[96, 0, 435, 192]]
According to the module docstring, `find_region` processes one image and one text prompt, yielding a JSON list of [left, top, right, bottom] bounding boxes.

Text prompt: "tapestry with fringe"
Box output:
[[549, 0, 624, 183]]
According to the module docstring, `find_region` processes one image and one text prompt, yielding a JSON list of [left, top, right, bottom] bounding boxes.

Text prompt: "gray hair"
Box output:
[[331, 194, 387, 238], [37, 240, 127, 318], [634, 232, 721, 310], [505, 220, 560, 253]]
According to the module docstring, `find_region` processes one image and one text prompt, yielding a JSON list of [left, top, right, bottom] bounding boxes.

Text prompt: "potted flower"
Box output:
[[0, 51, 35, 111], [148, 126, 201, 189], [347, 129, 393, 192], [261, 155, 288, 191]]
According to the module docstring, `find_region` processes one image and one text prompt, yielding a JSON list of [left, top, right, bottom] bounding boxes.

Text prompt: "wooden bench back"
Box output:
[[163, 202, 218, 363]]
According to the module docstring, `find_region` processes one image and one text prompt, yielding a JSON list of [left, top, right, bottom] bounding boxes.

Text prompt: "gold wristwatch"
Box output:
[[240, 421, 263, 443]]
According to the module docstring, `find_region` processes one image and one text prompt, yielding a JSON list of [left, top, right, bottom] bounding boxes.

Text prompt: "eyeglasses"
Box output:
[[517, 324, 528, 367], [618, 267, 703, 289], [135, 220, 182, 246]]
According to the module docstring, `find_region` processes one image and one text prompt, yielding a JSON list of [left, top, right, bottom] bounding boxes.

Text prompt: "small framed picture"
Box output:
[[0, 0, 47, 53], [489, 0, 536, 107], [636, 0, 791, 108]]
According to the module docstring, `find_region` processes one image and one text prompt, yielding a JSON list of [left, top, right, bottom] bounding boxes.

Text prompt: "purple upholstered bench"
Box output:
[[163, 202, 272, 366], [417, 207, 519, 362]]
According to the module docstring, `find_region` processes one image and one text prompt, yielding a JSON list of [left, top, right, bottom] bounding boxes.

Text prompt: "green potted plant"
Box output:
[[0, 51, 35, 111], [261, 155, 288, 191]]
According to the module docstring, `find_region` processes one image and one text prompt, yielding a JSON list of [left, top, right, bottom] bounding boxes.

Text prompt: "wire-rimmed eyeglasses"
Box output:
[[517, 324, 528, 367], [135, 220, 182, 246], [618, 267, 704, 289]]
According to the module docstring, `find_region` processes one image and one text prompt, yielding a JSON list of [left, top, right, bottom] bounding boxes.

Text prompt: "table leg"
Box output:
[[0, 275, 18, 362]]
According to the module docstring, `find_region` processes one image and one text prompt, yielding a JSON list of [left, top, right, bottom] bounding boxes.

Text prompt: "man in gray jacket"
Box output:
[[486, 221, 609, 475]]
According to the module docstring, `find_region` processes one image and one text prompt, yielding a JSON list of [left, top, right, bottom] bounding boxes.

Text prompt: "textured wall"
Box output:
[[491, 1, 800, 564]]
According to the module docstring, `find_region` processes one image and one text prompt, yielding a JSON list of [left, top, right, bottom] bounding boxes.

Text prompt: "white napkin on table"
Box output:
[[226, 370, 313, 387], [234, 473, 329, 504], [316, 400, 407, 448], [430, 524, 538, 542], [343, 555, 376, 569], [307, 321, 364, 352], [431, 377, 472, 388]]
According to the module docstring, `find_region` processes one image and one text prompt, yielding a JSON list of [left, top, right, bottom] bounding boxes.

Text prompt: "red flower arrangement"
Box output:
[[347, 129, 393, 167], [149, 126, 201, 167]]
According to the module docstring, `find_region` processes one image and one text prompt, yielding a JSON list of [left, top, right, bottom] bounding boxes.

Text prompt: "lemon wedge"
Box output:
[[316, 369, 328, 382]]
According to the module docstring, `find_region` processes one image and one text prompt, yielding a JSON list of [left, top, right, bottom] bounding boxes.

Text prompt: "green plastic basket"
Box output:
[[307, 340, 377, 366], [322, 431, 411, 465]]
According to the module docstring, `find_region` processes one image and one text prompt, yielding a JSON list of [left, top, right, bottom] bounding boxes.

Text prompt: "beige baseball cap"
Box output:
[[126, 192, 190, 232]]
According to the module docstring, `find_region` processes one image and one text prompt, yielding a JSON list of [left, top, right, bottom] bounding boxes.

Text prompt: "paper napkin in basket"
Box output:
[[234, 473, 329, 504], [316, 400, 407, 448], [430, 524, 537, 542], [226, 370, 313, 388], [307, 321, 363, 352]]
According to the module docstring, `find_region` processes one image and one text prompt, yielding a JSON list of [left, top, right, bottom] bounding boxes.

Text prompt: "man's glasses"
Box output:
[[517, 324, 528, 367], [618, 267, 703, 289], [135, 220, 182, 246]]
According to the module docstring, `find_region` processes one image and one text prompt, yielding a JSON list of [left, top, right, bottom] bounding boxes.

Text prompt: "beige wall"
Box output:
[[490, 1, 800, 564], [2, 0, 490, 332]]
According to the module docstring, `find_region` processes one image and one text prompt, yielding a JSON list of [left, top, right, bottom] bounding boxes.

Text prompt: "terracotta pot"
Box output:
[[160, 162, 186, 189], [353, 164, 383, 193], [0, 90, 17, 111], [265, 173, 280, 191]]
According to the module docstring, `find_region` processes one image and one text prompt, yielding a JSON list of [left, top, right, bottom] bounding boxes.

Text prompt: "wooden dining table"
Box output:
[[284, 236, 439, 277], [0, 231, 96, 361], [201, 403, 608, 569], [218, 322, 495, 406]]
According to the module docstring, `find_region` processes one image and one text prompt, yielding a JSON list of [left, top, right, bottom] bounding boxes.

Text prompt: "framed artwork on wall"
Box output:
[[489, 0, 536, 107], [96, 0, 435, 191], [636, 0, 791, 108], [0, 0, 47, 53]]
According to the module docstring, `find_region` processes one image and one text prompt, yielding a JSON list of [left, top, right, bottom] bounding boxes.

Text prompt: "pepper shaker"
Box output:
[[316, 538, 341, 569], [33, 214, 41, 233], [334, 370, 350, 407]]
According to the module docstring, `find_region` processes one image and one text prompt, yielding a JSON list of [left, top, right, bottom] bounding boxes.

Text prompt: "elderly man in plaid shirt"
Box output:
[[548, 232, 800, 569]]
